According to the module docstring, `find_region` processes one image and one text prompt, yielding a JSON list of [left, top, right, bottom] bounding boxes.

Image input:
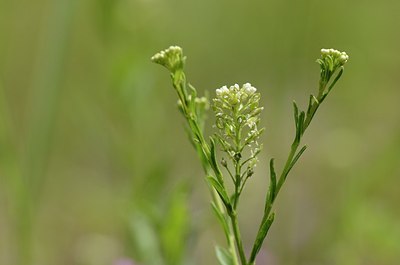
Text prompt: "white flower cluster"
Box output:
[[321, 48, 349, 65], [215, 83, 257, 105], [213, 82, 264, 167]]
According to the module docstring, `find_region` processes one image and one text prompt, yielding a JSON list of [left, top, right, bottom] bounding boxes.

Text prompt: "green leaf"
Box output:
[[265, 158, 277, 210], [306, 94, 318, 116], [249, 213, 275, 262], [211, 202, 231, 243], [295, 110, 305, 142], [215, 245, 234, 265], [287, 145, 307, 174], [206, 176, 231, 212], [188, 83, 197, 95], [316, 58, 324, 66], [189, 85, 197, 114], [210, 137, 224, 182], [293, 101, 299, 126], [327, 67, 344, 94]]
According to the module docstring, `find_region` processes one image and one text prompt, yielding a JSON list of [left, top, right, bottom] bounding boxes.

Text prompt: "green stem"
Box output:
[[276, 141, 299, 194], [230, 212, 247, 265], [211, 189, 240, 265], [234, 159, 241, 209], [174, 73, 242, 265]]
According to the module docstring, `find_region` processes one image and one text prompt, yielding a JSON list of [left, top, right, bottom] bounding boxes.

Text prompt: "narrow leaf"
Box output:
[[265, 158, 276, 213], [298, 111, 305, 138], [287, 145, 307, 174], [250, 213, 275, 262], [293, 101, 299, 126], [206, 176, 231, 212], [327, 67, 344, 94], [307, 94, 315, 116], [210, 137, 223, 182], [215, 245, 234, 265], [268, 158, 276, 202], [211, 202, 230, 243]]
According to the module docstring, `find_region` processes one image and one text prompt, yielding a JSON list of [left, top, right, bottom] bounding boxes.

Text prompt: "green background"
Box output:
[[1, 0, 399, 264]]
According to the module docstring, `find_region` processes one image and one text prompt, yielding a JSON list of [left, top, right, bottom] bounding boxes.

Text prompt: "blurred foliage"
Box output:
[[0, 0, 400, 264]]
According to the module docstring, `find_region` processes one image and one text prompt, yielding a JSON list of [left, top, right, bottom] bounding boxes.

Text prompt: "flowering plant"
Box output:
[[151, 46, 348, 265]]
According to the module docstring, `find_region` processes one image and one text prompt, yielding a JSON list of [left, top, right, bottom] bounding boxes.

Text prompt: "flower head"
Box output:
[[317, 48, 349, 92], [214, 82, 258, 105], [318, 48, 349, 71], [151, 46, 185, 72], [213, 83, 264, 166]]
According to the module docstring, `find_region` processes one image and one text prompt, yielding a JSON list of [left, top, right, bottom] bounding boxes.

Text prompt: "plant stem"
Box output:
[[230, 212, 247, 265], [211, 189, 240, 265], [234, 159, 241, 209], [276, 141, 299, 194]]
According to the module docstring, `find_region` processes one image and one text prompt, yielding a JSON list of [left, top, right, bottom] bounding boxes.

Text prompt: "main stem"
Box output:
[[211, 189, 240, 265], [276, 141, 300, 194], [230, 211, 247, 265]]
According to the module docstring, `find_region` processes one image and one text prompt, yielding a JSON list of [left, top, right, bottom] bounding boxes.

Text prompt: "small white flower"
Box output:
[[216, 85, 229, 96], [166, 45, 182, 53], [339, 52, 349, 64], [243, 82, 257, 95], [150, 52, 164, 62]]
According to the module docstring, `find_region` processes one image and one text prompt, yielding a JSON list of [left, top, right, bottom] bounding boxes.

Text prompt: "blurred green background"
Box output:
[[1, 0, 399, 264]]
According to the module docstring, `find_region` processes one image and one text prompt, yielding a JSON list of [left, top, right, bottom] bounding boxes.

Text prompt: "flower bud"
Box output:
[[234, 153, 242, 161], [247, 168, 254, 178], [221, 158, 228, 167]]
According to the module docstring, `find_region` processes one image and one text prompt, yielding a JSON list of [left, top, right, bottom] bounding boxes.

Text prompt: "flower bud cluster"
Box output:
[[213, 83, 264, 166], [151, 46, 185, 72], [320, 48, 349, 66], [215, 83, 257, 106], [317, 48, 349, 92]]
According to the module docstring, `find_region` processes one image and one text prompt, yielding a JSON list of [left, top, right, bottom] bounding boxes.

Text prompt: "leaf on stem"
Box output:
[[326, 67, 344, 95], [207, 176, 231, 213], [295, 111, 305, 143], [293, 101, 299, 126], [292, 101, 306, 142], [188, 85, 197, 114], [249, 213, 275, 262], [306, 95, 319, 117], [266, 159, 277, 208], [286, 145, 307, 175], [211, 202, 231, 243], [210, 137, 224, 182], [215, 245, 234, 265]]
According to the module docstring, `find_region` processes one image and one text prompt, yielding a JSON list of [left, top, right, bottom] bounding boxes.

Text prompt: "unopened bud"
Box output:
[[234, 153, 242, 161], [221, 158, 228, 167], [247, 168, 254, 177]]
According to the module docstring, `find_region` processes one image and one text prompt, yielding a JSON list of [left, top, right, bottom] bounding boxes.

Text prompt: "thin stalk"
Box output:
[[276, 141, 300, 194], [230, 212, 247, 265], [234, 160, 241, 209], [211, 189, 240, 265], [177, 79, 241, 264]]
